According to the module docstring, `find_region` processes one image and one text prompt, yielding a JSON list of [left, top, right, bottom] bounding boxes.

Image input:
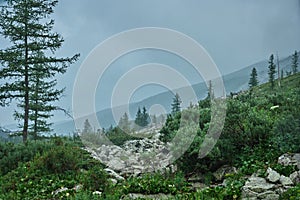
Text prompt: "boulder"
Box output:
[[266, 167, 280, 183], [122, 193, 173, 200], [257, 190, 279, 200], [243, 177, 275, 193], [279, 175, 293, 186], [257, 191, 279, 200], [104, 168, 125, 180], [278, 153, 300, 169], [213, 165, 237, 181], [52, 187, 68, 196], [289, 171, 300, 184], [107, 159, 126, 171]]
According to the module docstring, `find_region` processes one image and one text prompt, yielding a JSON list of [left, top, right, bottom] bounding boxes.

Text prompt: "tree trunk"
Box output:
[[23, 6, 29, 143]]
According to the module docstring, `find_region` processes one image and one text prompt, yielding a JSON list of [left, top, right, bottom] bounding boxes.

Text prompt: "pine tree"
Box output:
[[134, 107, 143, 127], [134, 106, 149, 128], [268, 54, 276, 89], [141, 106, 150, 127], [118, 112, 130, 132], [171, 93, 182, 115], [249, 67, 259, 88], [82, 119, 93, 134], [207, 80, 214, 99], [151, 114, 157, 126], [0, 0, 79, 142], [292, 51, 299, 74]]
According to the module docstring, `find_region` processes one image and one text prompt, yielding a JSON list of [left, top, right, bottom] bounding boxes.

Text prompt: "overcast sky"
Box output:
[[1, 0, 300, 126]]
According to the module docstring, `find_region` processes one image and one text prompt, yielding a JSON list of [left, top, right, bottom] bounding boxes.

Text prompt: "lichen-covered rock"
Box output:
[[289, 171, 300, 184], [279, 175, 293, 186], [243, 177, 275, 193], [213, 165, 237, 181], [278, 153, 300, 169], [266, 167, 280, 183]]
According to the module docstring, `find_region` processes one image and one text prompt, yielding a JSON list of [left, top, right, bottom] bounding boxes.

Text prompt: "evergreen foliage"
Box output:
[[82, 119, 93, 134], [171, 93, 182, 115], [291, 50, 299, 74], [0, 0, 79, 142], [248, 67, 259, 88], [268, 54, 276, 89], [118, 112, 130, 132], [134, 106, 150, 128]]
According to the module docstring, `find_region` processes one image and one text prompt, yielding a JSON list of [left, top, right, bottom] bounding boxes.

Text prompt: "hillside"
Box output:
[[53, 53, 297, 134], [0, 72, 299, 200]]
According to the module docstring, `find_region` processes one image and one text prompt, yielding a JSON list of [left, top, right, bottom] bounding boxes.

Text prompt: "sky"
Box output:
[[1, 0, 300, 127]]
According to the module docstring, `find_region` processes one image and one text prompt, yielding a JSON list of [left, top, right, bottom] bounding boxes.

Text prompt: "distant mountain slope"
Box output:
[[51, 52, 298, 134]]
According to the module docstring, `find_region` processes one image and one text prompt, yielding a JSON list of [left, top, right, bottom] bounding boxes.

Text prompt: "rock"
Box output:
[[191, 182, 207, 191], [104, 168, 125, 180], [109, 178, 118, 185], [266, 167, 280, 183], [122, 193, 173, 200], [107, 159, 125, 171], [257, 190, 279, 200], [73, 184, 83, 191], [241, 187, 259, 199], [279, 175, 293, 186], [92, 191, 102, 196], [289, 171, 300, 184], [213, 165, 237, 181], [278, 153, 300, 169], [52, 187, 69, 196], [243, 177, 275, 193]]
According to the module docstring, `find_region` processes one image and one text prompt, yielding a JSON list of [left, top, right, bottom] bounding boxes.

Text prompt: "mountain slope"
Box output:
[[52, 53, 298, 134]]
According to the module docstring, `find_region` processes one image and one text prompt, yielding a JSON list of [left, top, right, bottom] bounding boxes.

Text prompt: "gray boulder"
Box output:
[[266, 167, 280, 183], [278, 153, 300, 169], [279, 175, 293, 186], [289, 171, 300, 184], [243, 177, 275, 193]]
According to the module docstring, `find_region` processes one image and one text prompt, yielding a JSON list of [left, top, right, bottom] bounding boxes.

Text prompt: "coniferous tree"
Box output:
[[151, 114, 157, 126], [118, 112, 130, 132], [134, 106, 149, 128], [207, 80, 214, 99], [0, 0, 79, 142], [82, 119, 93, 134], [292, 51, 299, 74], [268, 54, 276, 89], [249, 67, 259, 88], [141, 106, 150, 127], [171, 93, 182, 115], [134, 107, 143, 127]]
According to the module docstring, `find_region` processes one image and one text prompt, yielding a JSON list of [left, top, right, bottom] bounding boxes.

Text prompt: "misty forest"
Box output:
[[0, 0, 300, 200]]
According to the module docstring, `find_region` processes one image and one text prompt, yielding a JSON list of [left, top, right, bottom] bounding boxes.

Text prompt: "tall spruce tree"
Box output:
[[141, 106, 150, 127], [0, 0, 79, 142], [268, 54, 276, 89], [134, 107, 143, 127], [82, 119, 93, 134], [292, 51, 299, 74], [249, 67, 259, 88], [118, 112, 130, 132], [134, 106, 149, 128], [171, 93, 182, 115]]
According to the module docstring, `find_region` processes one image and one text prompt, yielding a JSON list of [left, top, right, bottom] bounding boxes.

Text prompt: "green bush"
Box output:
[[33, 145, 84, 174], [279, 184, 300, 200], [0, 140, 53, 175], [82, 165, 109, 191], [122, 172, 191, 195], [272, 114, 300, 153]]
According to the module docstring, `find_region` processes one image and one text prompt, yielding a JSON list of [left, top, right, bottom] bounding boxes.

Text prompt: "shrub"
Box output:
[[82, 165, 109, 191], [279, 184, 300, 200]]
